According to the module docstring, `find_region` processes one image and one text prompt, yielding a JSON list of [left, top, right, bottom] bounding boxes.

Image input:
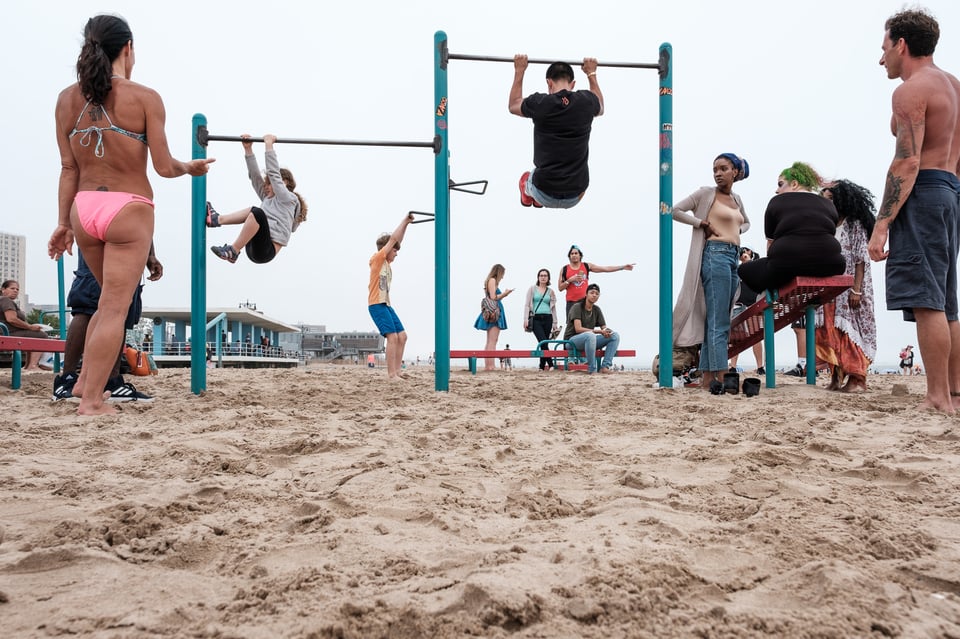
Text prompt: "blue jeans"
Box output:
[[569, 331, 620, 373], [526, 169, 585, 209], [700, 241, 739, 372]]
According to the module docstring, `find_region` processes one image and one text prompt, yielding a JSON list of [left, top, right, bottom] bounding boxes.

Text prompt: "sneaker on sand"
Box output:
[[211, 244, 239, 263], [105, 376, 154, 402], [52, 372, 77, 401], [784, 364, 805, 377]]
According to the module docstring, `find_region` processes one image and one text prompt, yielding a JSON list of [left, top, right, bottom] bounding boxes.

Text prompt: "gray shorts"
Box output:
[[886, 170, 960, 322]]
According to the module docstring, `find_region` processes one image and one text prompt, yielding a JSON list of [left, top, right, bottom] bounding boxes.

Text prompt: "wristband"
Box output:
[[587, 71, 597, 77], [851, 290, 862, 295]]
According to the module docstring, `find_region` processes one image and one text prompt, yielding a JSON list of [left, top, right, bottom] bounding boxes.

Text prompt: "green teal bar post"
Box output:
[[657, 43, 674, 390], [57, 257, 67, 339], [805, 305, 816, 384], [55, 256, 66, 372], [191, 113, 208, 394], [764, 291, 776, 388], [434, 31, 451, 391]]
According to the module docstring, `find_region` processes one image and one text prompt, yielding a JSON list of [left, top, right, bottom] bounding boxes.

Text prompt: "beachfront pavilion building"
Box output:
[[143, 307, 301, 368]]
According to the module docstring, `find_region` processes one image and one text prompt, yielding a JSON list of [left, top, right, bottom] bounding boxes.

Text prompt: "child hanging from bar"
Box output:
[[207, 133, 307, 264]]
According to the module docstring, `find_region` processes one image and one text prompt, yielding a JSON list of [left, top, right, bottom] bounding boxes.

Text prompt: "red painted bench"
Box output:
[[0, 333, 66, 390], [450, 348, 636, 374], [726, 275, 853, 387]]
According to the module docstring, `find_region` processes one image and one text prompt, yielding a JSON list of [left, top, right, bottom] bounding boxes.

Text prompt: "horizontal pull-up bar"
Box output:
[[448, 53, 659, 70], [197, 127, 441, 154]]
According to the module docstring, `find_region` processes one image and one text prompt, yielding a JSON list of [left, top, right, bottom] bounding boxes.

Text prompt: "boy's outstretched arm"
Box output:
[[383, 213, 415, 252]]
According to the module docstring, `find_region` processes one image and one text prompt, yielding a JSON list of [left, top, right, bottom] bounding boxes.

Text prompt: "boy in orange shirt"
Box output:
[[368, 213, 414, 379]]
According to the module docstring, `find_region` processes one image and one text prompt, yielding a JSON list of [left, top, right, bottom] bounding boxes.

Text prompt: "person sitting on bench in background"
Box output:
[[0, 279, 51, 371], [563, 283, 620, 374]]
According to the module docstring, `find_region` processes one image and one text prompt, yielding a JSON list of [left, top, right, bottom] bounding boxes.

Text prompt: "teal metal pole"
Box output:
[[434, 31, 451, 391], [191, 114, 208, 394], [657, 43, 674, 390], [57, 257, 67, 339], [805, 305, 816, 384], [55, 256, 66, 372], [764, 291, 776, 388]]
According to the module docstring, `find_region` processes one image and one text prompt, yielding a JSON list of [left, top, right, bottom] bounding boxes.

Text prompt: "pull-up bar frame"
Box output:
[[188, 116, 439, 394], [197, 127, 442, 154], [432, 32, 674, 391], [447, 52, 662, 72]]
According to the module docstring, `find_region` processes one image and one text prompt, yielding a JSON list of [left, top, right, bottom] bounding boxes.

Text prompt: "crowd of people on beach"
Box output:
[[662, 8, 960, 412], [1, 8, 956, 415]]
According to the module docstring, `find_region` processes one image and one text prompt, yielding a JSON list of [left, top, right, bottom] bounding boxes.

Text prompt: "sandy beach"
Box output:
[[1, 365, 959, 638]]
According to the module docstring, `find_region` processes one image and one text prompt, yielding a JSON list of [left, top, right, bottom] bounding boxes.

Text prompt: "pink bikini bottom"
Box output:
[[74, 191, 154, 241]]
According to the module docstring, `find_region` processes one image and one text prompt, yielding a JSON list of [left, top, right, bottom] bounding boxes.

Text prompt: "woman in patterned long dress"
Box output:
[[816, 180, 878, 392]]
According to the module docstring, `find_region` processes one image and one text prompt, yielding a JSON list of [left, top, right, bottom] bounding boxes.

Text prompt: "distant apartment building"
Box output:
[[280, 325, 385, 362], [0, 232, 27, 302]]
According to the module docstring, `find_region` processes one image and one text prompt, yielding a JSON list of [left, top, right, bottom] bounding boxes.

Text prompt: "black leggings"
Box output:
[[531, 313, 555, 369], [738, 256, 846, 293], [244, 207, 278, 264]]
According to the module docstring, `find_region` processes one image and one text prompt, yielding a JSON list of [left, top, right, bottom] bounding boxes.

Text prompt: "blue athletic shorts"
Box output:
[[886, 170, 960, 322], [368, 303, 404, 336]]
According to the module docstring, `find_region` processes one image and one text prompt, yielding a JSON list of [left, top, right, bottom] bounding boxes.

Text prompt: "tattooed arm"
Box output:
[[868, 85, 925, 261]]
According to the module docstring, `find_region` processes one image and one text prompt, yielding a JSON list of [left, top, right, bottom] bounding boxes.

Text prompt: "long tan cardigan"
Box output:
[[671, 186, 750, 348]]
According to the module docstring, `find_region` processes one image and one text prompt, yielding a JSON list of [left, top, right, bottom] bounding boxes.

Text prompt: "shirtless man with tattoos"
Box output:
[[869, 8, 960, 413]]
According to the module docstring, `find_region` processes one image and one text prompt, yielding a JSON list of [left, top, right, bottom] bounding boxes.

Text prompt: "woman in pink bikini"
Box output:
[[47, 14, 213, 415]]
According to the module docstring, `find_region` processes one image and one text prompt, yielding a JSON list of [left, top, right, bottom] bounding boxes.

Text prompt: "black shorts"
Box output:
[[67, 260, 143, 329], [244, 207, 277, 264]]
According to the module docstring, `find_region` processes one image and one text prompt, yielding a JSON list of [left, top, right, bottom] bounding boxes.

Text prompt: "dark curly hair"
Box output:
[[76, 15, 133, 105], [822, 180, 877, 238], [886, 9, 940, 57]]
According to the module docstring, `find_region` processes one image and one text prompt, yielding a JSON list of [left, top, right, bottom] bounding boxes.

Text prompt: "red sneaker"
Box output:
[[519, 172, 535, 207]]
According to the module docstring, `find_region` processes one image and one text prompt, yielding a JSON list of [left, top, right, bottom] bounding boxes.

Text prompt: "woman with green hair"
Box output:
[[738, 161, 845, 293]]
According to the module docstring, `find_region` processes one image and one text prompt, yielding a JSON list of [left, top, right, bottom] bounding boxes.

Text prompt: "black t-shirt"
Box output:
[[765, 192, 844, 269], [522, 89, 601, 197]]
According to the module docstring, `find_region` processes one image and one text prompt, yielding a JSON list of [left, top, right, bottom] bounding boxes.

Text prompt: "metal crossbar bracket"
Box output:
[[409, 211, 435, 225], [449, 179, 488, 195]]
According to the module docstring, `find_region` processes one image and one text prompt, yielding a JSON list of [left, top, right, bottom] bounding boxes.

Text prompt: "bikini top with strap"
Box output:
[[69, 101, 147, 158]]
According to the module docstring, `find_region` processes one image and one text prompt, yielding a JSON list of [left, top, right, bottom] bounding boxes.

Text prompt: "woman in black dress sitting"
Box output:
[[738, 161, 846, 293]]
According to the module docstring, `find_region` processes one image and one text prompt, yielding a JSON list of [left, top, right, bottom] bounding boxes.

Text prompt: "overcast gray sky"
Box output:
[[6, 0, 960, 369]]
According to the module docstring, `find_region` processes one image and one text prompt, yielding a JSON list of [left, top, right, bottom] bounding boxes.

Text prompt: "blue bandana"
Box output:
[[718, 153, 750, 181]]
